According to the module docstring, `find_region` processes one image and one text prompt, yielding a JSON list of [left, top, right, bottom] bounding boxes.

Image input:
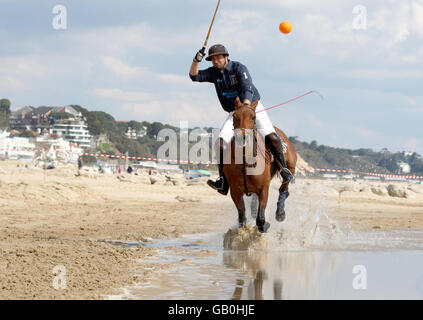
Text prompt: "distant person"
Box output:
[[78, 157, 82, 170]]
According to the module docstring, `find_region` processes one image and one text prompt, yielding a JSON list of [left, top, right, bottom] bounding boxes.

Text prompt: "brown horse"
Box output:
[[222, 99, 297, 233]]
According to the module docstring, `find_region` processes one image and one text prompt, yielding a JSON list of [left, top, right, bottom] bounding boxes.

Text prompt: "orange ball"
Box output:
[[279, 21, 292, 34]]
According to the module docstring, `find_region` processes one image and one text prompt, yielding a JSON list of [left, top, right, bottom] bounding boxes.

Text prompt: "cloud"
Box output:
[[353, 126, 380, 138], [404, 137, 421, 152], [93, 88, 156, 101], [100, 55, 192, 88], [93, 84, 225, 126], [211, 10, 265, 52], [117, 92, 225, 125], [0, 56, 45, 90], [347, 68, 423, 80], [370, 0, 423, 44], [101, 56, 149, 80], [2, 0, 423, 156]]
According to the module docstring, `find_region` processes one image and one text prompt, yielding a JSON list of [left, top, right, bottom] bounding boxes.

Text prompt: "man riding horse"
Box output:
[[189, 44, 294, 194]]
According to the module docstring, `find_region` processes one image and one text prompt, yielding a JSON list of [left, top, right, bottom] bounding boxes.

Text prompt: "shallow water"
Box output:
[[105, 230, 423, 300], [105, 189, 423, 300]]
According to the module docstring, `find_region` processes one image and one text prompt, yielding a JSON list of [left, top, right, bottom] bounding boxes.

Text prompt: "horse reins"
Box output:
[[238, 104, 272, 196]]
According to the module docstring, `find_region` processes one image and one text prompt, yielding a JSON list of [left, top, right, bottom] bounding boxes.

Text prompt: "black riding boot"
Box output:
[[207, 163, 229, 195], [207, 140, 229, 195], [265, 132, 295, 182]]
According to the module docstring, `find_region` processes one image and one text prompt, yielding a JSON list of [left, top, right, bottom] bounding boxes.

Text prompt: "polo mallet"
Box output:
[[199, 0, 221, 56]]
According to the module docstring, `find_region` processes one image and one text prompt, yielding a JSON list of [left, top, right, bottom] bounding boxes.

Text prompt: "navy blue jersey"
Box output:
[[189, 60, 261, 112]]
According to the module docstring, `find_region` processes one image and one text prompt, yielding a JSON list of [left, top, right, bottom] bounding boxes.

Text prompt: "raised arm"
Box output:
[[190, 48, 206, 77], [189, 60, 200, 77], [189, 49, 214, 83]]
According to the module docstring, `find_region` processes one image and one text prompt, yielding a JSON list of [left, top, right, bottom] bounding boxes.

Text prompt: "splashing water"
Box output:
[[238, 183, 423, 251]]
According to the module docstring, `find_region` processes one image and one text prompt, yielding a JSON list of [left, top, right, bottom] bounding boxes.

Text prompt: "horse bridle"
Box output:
[[240, 103, 256, 115], [238, 104, 271, 165]]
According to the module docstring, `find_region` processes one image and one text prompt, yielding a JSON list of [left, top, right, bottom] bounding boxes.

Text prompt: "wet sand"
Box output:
[[0, 161, 422, 299]]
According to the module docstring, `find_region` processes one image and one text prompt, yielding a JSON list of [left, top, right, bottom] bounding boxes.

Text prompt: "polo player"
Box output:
[[189, 44, 294, 195]]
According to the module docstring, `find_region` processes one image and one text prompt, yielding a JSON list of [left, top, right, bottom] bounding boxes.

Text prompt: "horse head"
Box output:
[[233, 97, 258, 148]]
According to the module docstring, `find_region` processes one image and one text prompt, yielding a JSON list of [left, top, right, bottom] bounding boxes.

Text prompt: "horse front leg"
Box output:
[[256, 187, 270, 233], [230, 189, 247, 227], [276, 181, 290, 222], [276, 155, 295, 222], [250, 193, 258, 219]]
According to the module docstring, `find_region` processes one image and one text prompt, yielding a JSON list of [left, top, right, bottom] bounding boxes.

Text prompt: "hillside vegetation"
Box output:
[[5, 99, 423, 175]]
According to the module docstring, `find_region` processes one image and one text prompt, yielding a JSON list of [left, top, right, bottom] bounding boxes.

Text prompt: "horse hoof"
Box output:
[[258, 222, 270, 233], [275, 210, 286, 222], [239, 220, 247, 228]]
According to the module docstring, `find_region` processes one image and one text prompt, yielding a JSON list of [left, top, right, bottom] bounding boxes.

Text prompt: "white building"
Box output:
[[398, 161, 411, 174], [0, 130, 35, 162], [125, 126, 147, 140], [36, 136, 83, 164], [51, 120, 91, 148]]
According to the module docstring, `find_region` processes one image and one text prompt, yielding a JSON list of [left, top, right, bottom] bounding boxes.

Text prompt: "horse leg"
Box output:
[[230, 190, 247, 227], [276, 180, 290, 222], [250, 193, 258, 219], [272, 127, 296, 222], [256, 188, 270, 233]]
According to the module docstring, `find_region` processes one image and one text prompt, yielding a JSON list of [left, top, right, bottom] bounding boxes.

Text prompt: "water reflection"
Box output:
[[104, 232, 423, 300], [223, 249, 423, 300], [225, 251, 283, 300], [230, 271, 283, 300]]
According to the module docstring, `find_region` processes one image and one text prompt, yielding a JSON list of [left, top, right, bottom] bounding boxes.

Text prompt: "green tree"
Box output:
[[70, 105, 89, 119], [49, 112, 74, 120], [0, 99, 11, 115], [148, 122, 165, 137], [128, 120, 145, 132], [310, 140, 318, 150], [86, 112, 118, 136], [0, 98, 11, 128]]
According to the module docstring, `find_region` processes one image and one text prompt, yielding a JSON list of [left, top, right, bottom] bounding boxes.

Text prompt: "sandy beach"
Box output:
[[1, 161, 423, 299]]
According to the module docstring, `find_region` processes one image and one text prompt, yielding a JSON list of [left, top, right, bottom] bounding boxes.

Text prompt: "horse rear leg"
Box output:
[[230, 189, 247, 227], [257, 188, 270, 233]]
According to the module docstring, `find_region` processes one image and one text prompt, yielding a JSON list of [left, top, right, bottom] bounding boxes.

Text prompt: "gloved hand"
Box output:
[[194, 47, 206, 63]]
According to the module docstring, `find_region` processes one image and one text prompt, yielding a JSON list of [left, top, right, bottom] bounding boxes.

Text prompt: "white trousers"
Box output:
[[219, 101, 276, 143]]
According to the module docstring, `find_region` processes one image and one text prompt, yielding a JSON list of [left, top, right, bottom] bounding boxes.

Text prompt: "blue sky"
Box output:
[[1, 0, 423, 154]]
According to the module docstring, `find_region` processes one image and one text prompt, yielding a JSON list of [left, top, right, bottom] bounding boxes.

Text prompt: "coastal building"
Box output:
[[398, 161, 411, 174], [35, 135, 83, 164], [125, 126, 147, 140], [10, 104, 92, 149], [51, 120, 91, 148], [11, 105, 83, 131], [0, 129, 35, 162]]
